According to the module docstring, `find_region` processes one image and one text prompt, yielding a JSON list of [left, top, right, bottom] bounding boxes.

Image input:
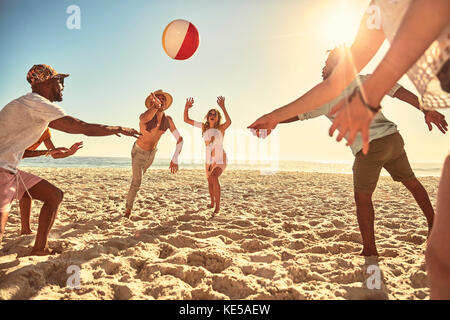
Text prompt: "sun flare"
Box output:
[[321, 1, 364, 48]]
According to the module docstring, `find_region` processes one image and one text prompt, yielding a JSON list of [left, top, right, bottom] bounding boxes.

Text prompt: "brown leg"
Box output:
[[210, 168, 223, 215], [207, 177, 215, 208], [401, 177, 434, 234], [426, 155, 450, 299], [354, 191, 378, 257], [19, 195, 33, 235], [26, 180, 64, 256], [0, 210, 10, 245]]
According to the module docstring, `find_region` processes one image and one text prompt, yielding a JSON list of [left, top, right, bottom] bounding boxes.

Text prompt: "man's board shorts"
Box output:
[[352, 132, 415, 193], [0, 168, 42, 212]]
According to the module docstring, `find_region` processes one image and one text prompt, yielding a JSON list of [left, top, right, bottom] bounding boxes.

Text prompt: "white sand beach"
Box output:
[[0, 168, 439, 300]]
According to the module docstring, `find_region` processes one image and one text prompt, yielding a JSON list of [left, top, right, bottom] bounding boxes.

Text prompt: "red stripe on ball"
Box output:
[[175, 22, 199, 60]]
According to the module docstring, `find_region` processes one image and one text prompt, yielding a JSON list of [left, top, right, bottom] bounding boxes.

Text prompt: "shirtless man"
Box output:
[[124, 90, 184, 218]]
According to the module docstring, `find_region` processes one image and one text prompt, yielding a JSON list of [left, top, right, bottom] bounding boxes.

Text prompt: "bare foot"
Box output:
[[30, 247, 58, 256], [124, 208, 131, 219], [20, 229, 33, 235]]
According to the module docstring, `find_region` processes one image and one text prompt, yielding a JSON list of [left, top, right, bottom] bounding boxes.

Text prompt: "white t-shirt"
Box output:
[[298, 74, 402, 156], [0, 93, 66, 173]]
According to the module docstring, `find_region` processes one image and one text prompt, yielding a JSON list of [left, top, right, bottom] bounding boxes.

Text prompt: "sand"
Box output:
[[0, 168, 439, 300]]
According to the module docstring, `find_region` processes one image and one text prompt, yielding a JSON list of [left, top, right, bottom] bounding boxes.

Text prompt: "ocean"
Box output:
[[19, 156, 444, 177]]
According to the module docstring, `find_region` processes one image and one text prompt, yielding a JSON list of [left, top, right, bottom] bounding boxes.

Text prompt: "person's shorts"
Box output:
[[0, 168, 42, 213], [353, 132, 415, 193]]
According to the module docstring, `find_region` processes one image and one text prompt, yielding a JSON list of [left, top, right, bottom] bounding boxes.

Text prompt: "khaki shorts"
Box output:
[[353, 132, 415, 193]]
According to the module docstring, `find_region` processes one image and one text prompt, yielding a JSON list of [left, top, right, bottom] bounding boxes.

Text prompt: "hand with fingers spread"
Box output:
[[328, 87, 376, 154], [217, 96, 225, 109], [185, 97, 194, 109], [424, 110, 448, 134]]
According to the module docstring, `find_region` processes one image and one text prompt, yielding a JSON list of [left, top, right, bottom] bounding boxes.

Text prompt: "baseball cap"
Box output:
[[27, 64, 69, 86]]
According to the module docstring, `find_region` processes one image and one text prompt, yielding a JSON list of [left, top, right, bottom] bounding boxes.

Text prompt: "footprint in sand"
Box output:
[[186, 250, 232, 273], [240, 239, 271, 252]]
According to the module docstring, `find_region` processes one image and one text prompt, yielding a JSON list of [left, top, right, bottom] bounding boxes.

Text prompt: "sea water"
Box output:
[[19, 156, 443, 177]]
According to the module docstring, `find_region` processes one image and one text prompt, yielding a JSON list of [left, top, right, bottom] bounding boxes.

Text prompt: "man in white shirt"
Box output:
[[279, 46, 447, 256], [0, 64, 140, 256]]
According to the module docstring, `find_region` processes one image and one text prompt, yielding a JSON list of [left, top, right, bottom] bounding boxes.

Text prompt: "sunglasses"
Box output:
[[208, 112, 217, 116]]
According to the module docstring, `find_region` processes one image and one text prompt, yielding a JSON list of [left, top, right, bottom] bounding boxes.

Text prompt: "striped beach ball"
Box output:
[[162, 19, 200, 60]]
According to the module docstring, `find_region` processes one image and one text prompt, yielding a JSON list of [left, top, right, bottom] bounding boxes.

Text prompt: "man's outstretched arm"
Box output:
[[280, 116, 301, 124], [393, 87, 448, 134], [49, 116, 140, 137]]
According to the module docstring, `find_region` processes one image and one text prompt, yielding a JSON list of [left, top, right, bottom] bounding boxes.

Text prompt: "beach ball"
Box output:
[[162, 19, 200, 60]]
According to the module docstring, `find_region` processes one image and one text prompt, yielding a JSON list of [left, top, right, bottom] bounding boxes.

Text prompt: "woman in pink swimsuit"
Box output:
[[184, 96, 232, 217]]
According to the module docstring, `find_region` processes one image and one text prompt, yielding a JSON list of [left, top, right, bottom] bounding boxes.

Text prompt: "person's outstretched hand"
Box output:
[[185, 97, 194, 109], [248, 112, 278, 138], [148, 92, 162, 109], [68, 141, 83, 154], [116, 127, 141, 138], [51, 142, 83, 158], [328, 90, 375, 155], [169, 160, 179, 174], [217, 96, 225, 109], [424, 110, 448, 134]]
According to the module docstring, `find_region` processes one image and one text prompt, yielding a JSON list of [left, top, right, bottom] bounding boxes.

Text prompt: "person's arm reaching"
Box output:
[[217, 96, 232, 130], [248, 3, 386, 135], [280, 116, 301, 124], [23, 147, 68, 158], [167, 116, 183, 174], [41, 137, 83, 159], [329, 0, 450, 154], [393, 87, 448, 134], [49, 116, 140, 138]]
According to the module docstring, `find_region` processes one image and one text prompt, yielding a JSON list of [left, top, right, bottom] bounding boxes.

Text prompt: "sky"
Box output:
[[0, 0, 449, 165]]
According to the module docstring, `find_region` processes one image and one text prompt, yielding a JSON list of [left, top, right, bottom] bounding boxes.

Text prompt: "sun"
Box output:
[[321, 1, 366, 48]]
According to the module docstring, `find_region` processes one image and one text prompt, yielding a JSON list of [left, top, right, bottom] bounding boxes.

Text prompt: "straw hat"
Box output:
[[145, 89, 173, 110]]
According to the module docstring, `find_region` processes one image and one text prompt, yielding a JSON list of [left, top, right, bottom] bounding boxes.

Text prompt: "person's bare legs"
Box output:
[[401, 177, 434, 234], [426, 155, 450, 299], [26, 179, 64, 256], [207, 177, 215, 208], [19, 195, 33, 235], [210, 168, 223, 217], [0, 210, 10, 247], [354, 191, 378, 256]]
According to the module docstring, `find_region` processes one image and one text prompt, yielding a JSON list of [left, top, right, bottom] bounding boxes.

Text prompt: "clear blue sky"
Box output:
[[1, 0, 448, 164]]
